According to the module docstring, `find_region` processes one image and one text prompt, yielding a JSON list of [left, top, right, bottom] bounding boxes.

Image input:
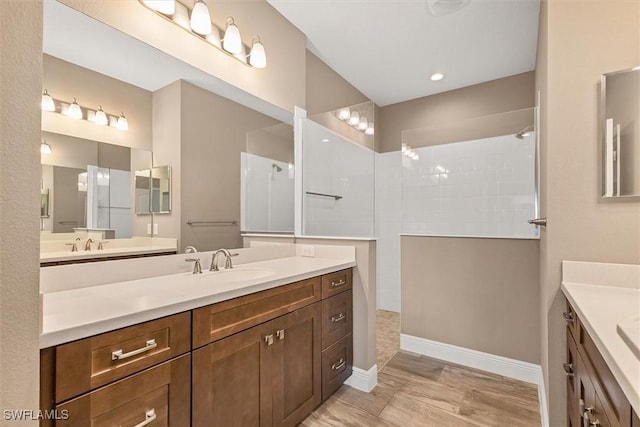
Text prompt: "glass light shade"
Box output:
[[66, 98, 83, 119], [143, 0, 175, 14], [117, 113, 129, 131], [40, 141, 52, 154], [365, 125, 375, 135], [94, 106, 108, 126], [190, 0, 212, 35], [249, 38, 266, 68], [338, 108, 350, 121], [348, 111, 360, 126], [223, 18, 242, 54], [358, 116, 368, 130], [41, 89, 55, 112]]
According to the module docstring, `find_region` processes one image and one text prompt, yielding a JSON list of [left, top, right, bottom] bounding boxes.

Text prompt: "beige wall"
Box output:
[[246, 123, 294, 164], [180, 81, 280, 252], [60, 0, 306, 114], [537, 1, 640, 425], [0, 1, 42, 425], [401, 237, 540, 364], [379, 71, 535, 152], [42, 54, 152, 151]]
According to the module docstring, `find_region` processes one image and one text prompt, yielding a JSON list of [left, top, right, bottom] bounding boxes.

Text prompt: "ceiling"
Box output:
[[267, 0, 540, 106]]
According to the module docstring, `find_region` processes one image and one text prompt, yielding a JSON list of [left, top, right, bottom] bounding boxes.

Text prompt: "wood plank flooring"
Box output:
[[301, 310, 541, 427]]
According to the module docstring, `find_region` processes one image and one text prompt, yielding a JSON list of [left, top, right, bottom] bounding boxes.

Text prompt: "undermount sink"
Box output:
[[617, 316, 640, 360], [196, 267, 275, 283]]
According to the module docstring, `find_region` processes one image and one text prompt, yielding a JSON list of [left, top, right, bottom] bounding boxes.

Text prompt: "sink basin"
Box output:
[[617, 316, 640, 360], [196, 267, 275, 283]]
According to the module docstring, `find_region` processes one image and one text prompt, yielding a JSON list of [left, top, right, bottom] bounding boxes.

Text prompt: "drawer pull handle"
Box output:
[[276, 329, 285, 341], [562, 362, 575, 377], [331, 313, 346, 323], [331, 279, 346, 288], [112, 339, 157, 361], [331, 358, 346, 371], [583, 408, 600, 427], [132, 408, 157, 427], [563, 312, 575, 323], [265, 334, 274, 346]]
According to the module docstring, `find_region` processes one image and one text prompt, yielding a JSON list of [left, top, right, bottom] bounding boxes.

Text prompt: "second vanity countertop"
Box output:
[[41, 255, 355, 349], [561, 261, 640, 415]]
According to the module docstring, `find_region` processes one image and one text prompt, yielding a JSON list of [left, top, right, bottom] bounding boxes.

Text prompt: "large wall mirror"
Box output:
[[601, 67, 640, 198]]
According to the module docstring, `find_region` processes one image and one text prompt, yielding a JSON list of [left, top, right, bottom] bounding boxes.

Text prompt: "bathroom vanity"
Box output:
[[562, 261, 640, 427], [39, 249, 354, 426]]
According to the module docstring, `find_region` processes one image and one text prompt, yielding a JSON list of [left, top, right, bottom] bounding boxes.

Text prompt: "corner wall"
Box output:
[[0, 2, 42, 425], [536, 1, 640, 425]]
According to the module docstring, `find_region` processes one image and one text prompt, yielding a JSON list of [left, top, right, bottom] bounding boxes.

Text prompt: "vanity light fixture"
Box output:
[[190, 0, 212, 35], [338, 108, 351, 121], [117, 113, 129, 131], [223, 17, 242, 54], [332, 106, 375, 136], [40, 141, 52, 154], [142, 0, 175, 15], [66, 98, 83, 119], [430, 72, 444, 81], [94, 105, 109, 126], [41, 89, 56, 112], [402, 143, 419, 160], [138, 1, 267, 68]]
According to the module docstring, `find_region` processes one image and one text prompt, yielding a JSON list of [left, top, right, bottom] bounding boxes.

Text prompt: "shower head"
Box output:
[[272, 163, 283, 172], [515, 125, 535, 140]]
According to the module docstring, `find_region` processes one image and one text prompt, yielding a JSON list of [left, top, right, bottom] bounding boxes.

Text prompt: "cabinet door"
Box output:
[[566, 329, 580, 427], [271, 302, 322, 427], [192, 322, 274, 427]]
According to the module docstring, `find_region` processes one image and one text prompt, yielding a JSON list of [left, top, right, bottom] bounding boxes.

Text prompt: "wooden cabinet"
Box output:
[[564, 299, 636, 427]]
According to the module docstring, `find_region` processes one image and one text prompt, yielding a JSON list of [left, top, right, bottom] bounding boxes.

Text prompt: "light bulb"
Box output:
[[338, 108, 350, 121], [41, 89, 55, 112], [40, 141, 52, 154], [248, 37, 266, 68], [94, 105, 108, 126], [66, 98, 82, 119], [117, 113, 129, 131], [190, 0, 212, 35], [348, 111, 360, 126], [358, 116, 368, 130], [223, 17, 242, 54], [365, 125, 374, 135], [143, 0, 175, 15]]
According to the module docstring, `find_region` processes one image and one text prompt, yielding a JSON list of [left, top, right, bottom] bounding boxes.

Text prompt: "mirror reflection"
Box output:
[[601, 67, 640, 198]]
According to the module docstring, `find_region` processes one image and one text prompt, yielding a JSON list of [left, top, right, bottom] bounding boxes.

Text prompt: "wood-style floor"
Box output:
[[301, 310, 541, 427]]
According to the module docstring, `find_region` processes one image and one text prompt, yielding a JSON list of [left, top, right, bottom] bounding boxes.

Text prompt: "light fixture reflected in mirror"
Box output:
[[365, 124, 375, 135], [190, 0, 212, 35], [332, 104, 375, 136], [248, 36, 266, 68], [40, 141, 52, 154], [41, 89, 55, 112], [338, 108, 350, 121], [223, 17, 242, 54], [348, 111, 360, 126], [66, 98, 83, 119], [142, 0, 175, 15], [358, 116, 368, 131]]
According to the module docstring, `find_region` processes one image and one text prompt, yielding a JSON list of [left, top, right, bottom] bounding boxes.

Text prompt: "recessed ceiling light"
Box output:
[[430, 72, 444, 81], [321, 138, 329, 142]]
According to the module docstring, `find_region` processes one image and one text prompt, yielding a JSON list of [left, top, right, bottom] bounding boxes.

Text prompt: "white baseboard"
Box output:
[[344, 364, 378, 392], [400, 334, 549, 425]]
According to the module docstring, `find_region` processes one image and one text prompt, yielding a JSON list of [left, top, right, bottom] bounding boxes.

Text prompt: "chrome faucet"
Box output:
[[84, 238, 94, 251], [185, 257, 202, 274], [210, 249, 234, 271], [184, 246, 198, 254]]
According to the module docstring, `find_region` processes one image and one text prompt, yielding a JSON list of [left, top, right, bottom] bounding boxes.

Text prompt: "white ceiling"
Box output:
[[267, 0, 540, 106]]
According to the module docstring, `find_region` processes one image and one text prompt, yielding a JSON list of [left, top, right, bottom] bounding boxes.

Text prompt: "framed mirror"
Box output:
[[601, 67, 640, 198]]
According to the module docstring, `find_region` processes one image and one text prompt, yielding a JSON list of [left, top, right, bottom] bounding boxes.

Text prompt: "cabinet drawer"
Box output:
[[55, 312, 190, 402], [564, 300, 578, 340], [56, 354, 190, 426], [193, 277, 322, 348], [321, 290, 352, 349], [321, 333, 353, 402], [321, 269, 352, 299], [579, 323, 632, 427]]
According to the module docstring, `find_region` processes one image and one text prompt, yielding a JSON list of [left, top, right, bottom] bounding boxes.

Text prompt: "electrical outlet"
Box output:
[[153, 224, 159, 234], [301, 245, 315, 257], [146, 223, 152, 235]]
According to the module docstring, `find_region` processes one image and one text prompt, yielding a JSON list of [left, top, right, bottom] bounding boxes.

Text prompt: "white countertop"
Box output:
[[562, 279, 640, 414], [41, 255, 355, 349], [40, 245, 177, 263]]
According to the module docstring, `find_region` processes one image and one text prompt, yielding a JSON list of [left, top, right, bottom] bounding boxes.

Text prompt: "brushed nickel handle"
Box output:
[[528, 217, 547, 227], [331, 279, 346, 288], [264, 334, 274, 346], [276, 329, 285, 341], [563, 362, 575, 377], [563, 311, 575, 323], [330, 313, 346, 323], [583, 409, 599, 427], [97, 240, 109, 250], [112, 339, 157, 361], [132, 408, 157, 427], [331, 358, 346, 371], [65, 243, 78, 252]]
